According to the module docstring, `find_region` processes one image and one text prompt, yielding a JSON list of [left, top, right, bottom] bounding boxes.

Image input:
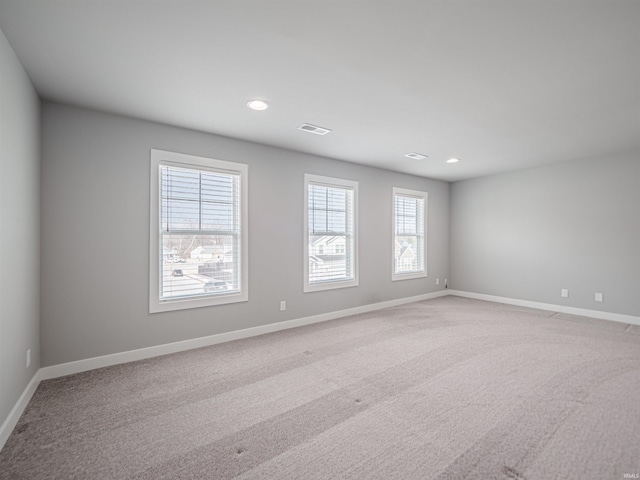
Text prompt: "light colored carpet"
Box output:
[[1, 296, 639, 480]]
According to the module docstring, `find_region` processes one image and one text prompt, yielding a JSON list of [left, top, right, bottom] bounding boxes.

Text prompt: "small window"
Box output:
[[304, 174, 358, 292], [392, 187, 427, 281], [150, 150, 248, 312]]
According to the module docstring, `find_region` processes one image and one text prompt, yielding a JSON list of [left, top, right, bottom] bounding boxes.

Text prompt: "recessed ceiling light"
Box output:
[[446, 158, 460, 164], [405, 153, 428, 160], [247, 100, 268, 111]]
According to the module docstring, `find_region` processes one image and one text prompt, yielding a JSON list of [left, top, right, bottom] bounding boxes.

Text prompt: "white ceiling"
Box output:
[[1, 0, 639, 182]]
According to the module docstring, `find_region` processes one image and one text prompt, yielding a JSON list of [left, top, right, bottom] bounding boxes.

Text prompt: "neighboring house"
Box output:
[[395, 240, 417, 272], [309, 236, 348, 281], [190, 245, 223, 260], [162, 249, 178, 262], [311, 235, 346, 256], [196, 244, 235, 282]]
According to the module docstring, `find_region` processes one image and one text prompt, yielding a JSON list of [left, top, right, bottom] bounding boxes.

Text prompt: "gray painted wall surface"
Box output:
[[450, 151, 640, 316], [0, 30, 40, 427], [40, 102, 450, 366]]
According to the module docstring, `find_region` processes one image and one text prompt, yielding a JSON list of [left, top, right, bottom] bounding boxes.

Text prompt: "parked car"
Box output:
[[172, 269, 183, 277], [203, 279, 229, 292]]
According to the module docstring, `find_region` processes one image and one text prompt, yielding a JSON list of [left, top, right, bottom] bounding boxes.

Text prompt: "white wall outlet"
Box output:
[[26, 349, 31, 368], [561, 289, 569, 298], [444, 278, 448, 289], [436, 278, 440, 285], [595, 292, 604, 302], [280, 301, 286, 311]]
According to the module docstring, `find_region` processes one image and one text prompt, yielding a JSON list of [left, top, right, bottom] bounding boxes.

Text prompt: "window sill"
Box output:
[[304, 279, 359, 293], [392, 271, 427, 282], [150, 291, 248, 313]]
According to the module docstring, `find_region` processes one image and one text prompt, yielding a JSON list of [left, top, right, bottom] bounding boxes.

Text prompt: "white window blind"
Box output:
[[160, 164, 241, 300], [304, 174, 358, 292], [150, 150, 248, 313], [393, 188, 427, 280]]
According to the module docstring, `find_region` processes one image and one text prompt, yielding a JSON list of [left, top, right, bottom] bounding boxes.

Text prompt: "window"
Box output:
[[393, 187, 427, 281], [150, 150, 248, 312], [304, 174, 358, 292]]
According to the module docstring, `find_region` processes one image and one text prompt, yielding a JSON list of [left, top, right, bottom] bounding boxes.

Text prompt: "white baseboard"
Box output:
[[448, 290, 640, 326], [2, 291, 439, 453], [4, 288, 635, 453], [39, 290, 448, 381], [0, 370, 42, 452]]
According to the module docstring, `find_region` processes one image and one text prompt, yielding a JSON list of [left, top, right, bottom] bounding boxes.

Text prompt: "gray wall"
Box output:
[[450, 150, 640, 316], [0, 30, 40, 426], [40, 102, 450, 366]]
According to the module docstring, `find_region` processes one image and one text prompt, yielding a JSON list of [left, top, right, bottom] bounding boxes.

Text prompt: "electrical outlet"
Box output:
[[595, 293, 604, 302], [436, 278, 440, 285], [561, 289, 569, 298], [26, 349, 31, 368], [444, 278, 448, 289], [280, 301, 286, 311]]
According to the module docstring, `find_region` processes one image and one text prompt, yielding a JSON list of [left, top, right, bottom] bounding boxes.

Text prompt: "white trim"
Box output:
[[40, 291, 447, 381], [149, 149, 249, 313], [392, 187, 428, 282], [5, 288, 638, 454], [448, 290, 640, 326], [0, 370, 42, 452], [304, 173, 359, 293], [1, 290, 446, 452]]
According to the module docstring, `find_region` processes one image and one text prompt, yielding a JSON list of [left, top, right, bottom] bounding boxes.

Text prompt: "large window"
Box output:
[[393, 187, 427, 281], [150, 150, 248, 313], [304, 174, 358, 292]]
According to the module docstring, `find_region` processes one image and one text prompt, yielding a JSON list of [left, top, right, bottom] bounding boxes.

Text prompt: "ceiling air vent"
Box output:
[[404, 152, 428, 160], [298, 123, 332, 135]]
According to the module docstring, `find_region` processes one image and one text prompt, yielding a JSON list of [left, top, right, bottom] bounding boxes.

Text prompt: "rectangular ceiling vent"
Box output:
[[298, 123, 332, 135], [404, 152, 428, 160]]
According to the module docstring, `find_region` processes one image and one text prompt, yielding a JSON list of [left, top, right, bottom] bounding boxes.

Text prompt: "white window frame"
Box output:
[[304, 174, 359, 292], [392, 187, 427, 281], [149, 149, 248, 313]]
